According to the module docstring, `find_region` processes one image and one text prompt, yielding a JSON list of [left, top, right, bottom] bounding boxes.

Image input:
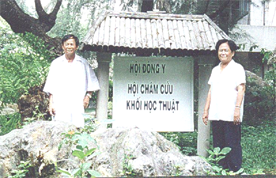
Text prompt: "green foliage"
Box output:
[[261, 49, 276, 108], [241, 121, 276, 175], [244, 49, 276, 125], [0, 113, 21, 136], [204, 147, 244, 175], [9, 160, 31, 178], [160, 132, 197, 155], [244, 77, 274, 125], [0, 30, 53, 105], [120, 154, 137, 177], [57, 130, 101, 178]]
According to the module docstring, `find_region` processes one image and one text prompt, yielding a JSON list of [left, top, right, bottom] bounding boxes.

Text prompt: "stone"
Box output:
[[0, 121, 212, 177], [0, 121, 77, 177], [91, 128, 211, 176]]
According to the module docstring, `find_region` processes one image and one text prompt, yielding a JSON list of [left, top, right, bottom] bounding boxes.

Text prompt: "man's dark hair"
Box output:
[[215, 39, 239, 53], [62, 34, 79, 46]]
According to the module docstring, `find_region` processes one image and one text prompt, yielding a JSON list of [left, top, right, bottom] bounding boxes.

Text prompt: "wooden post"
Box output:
[[197, 57, 214, 157], [96, 52, 112, 127]]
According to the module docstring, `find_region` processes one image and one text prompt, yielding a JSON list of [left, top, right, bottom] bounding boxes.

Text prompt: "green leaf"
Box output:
[[82, 162, 92, 172], [212, 166, 222, 172], [72, 150, 85, 160], [72, 168, 81, 176], [56, 169, 72, 176], [213, 147, 220, 155], [85, 148, 96, 157], [222, 170, 227, 175], [221, 147, 231, 155], [58, 143, 63, 151], [76, 145, 84, 151], [235, 168, 244, 174], [87, 170, 101, 177], [212, 165, 221, 173], [216, 156, 226, 162]]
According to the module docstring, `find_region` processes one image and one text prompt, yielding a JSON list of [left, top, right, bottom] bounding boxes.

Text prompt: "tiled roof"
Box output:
[[80, 11, 230, 56]]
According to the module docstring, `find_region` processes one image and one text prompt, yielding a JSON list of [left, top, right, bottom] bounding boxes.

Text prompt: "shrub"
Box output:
[[0, 32, 53, 105]]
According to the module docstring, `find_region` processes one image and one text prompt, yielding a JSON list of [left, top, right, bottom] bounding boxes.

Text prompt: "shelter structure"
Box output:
[[80, 10, 230, 157]]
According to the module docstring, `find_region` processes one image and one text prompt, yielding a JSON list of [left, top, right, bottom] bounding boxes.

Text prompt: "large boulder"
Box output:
[[0, 121, 211, 177]]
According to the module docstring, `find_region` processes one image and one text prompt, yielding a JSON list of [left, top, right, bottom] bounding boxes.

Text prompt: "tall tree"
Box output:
[[0, 0, 63, 54]]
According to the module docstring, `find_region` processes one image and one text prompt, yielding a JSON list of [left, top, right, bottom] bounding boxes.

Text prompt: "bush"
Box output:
[[0, 31, 53, 105], [244, 72, 274, 125]]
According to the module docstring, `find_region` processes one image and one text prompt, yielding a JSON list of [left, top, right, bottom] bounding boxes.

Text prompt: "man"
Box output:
[[202, 39, 246, 172], [44, 34, 100, 128]]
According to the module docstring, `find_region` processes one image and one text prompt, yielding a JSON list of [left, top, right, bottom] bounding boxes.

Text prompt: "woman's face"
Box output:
[[218, 42, 235, 65]]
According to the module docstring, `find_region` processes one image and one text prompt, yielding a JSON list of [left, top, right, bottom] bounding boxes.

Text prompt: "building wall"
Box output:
[[232, 0, 276, 52], [249, 0, 276, 26]]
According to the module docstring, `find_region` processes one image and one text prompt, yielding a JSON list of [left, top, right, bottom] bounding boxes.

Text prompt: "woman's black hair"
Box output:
[[62, 34, 79, 46], [215, 39, 239, 53]]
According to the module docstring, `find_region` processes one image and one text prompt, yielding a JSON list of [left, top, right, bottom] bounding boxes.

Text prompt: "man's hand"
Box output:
[[49, 94, 55, 116], [83, 95, 90, 109], [49, 103, 55, 116]]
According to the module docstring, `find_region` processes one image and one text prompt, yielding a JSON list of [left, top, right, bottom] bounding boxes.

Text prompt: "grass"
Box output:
[[161, 119, 276, 175], [0, 113, 21, 136], [241, 120, 276, 175]]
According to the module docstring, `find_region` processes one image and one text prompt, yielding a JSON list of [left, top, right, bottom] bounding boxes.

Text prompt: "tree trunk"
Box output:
[[0, 0, 63, 55]]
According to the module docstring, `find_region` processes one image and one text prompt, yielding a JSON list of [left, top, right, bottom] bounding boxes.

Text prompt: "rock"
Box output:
[[91, 128, 211, 176], [0, 121, 212, 177], [245, 70, 268, 87], [0, 121, 76, 178]]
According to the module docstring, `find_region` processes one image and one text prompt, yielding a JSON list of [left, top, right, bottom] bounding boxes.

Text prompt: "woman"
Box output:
[[202, 39, 246, 172]]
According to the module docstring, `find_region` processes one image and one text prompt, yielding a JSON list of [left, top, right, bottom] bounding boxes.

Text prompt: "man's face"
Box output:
[[62, 38, 78, 56], [218, 42, 234, 65]]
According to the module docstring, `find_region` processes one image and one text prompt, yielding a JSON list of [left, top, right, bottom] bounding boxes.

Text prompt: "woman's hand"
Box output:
[[234, 107, 241, 125], [202, 110, 209, 125]]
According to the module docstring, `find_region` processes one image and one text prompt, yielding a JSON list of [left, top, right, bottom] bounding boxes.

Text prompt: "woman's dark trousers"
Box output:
[[212, 121, 242, 172]]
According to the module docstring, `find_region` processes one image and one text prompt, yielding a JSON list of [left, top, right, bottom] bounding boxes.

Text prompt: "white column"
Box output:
[[197, 57, 214, 157], [96, 52, 112, 126]]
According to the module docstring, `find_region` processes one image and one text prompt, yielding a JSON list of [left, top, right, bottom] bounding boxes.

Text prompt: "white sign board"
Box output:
[[113, 57, 194, 132]]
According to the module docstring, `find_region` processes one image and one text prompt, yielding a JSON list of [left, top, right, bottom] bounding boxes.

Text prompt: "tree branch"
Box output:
[[49, 0, 62, 22], [35, 0, 48, 19], [0, 0, 37, 33], [34, 0, 63, 32]]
